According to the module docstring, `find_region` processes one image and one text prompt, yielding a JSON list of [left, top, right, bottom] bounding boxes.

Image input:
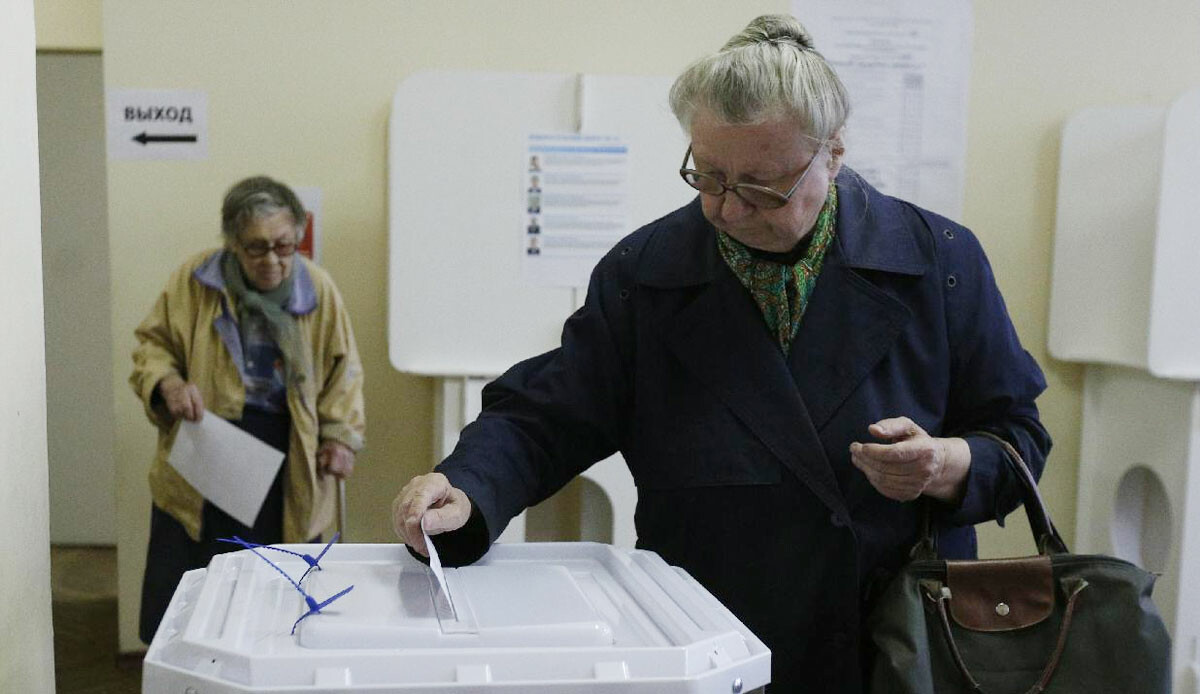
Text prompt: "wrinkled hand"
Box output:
[[317, 440, 355, 480], [391, 472, 472, 557], [849, 417, 970, 503], [158, 373, 204, 422]]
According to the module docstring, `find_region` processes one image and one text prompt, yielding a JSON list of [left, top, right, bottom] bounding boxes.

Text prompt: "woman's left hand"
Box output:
[[317, 440, 356, 480], [849, 417, 970, 503]]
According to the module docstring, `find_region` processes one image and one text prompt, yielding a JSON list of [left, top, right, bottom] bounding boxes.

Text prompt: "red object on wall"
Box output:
[[299, 211, 315, 260]]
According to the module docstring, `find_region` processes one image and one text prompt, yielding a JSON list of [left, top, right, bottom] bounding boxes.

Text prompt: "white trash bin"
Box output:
[[142, 542, 770, 693]]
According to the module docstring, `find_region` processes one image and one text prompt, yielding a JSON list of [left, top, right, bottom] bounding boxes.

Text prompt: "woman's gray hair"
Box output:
[[669, 14, 850, 140], [220, 176, 307, 243]]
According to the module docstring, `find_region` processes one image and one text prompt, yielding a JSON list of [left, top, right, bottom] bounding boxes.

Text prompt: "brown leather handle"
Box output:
[[969, 430, 1068, 555], [923, 577, 1089, 694], [912, 431, 1068, 559]]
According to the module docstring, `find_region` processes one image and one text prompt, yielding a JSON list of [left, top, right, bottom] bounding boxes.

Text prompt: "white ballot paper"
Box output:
[[168, 413, 286, 527], [422, 516, 456, 617]]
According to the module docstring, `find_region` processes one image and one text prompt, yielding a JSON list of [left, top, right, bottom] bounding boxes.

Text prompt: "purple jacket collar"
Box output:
[[193, 249, 318, 315]]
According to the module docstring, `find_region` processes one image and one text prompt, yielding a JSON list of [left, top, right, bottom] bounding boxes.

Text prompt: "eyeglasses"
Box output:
[[679, 141, 827, 209], [239, 238, 298, 258]]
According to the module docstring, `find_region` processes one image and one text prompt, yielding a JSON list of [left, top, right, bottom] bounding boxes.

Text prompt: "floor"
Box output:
[[51, 546, 142, 693]]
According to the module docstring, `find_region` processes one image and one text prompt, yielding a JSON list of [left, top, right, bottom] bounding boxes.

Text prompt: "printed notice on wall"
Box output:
[[793, 0, 973, 220], [523, 133, 631, 288], [106, 88, 209, 161], [294, 186, 323, 263]]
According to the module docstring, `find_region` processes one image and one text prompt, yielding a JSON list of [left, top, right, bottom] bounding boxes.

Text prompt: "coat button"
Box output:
[[830, 513, 846, 528]]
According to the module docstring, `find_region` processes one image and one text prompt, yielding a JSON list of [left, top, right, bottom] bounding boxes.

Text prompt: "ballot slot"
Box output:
[[430, 565, 475, 635]]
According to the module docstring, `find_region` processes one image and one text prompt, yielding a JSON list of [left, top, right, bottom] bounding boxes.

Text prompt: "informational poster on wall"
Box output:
[[522, 133, 631, 288], [793, 0, 973, 220], [294, 186, 322, 263]]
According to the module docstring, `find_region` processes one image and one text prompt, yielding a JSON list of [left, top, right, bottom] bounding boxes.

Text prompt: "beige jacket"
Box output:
[[130, 250, 365, 542]]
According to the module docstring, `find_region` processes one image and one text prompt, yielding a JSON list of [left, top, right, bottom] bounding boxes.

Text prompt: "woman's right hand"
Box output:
[[391, 472, 472, 557], [158, 373, 204, 422]]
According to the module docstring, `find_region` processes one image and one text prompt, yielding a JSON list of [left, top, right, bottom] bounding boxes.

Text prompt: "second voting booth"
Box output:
[[1049, 88, 1200, 692]]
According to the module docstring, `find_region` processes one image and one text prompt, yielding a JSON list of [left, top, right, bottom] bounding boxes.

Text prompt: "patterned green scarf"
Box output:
[[717, 184, 838, 354]]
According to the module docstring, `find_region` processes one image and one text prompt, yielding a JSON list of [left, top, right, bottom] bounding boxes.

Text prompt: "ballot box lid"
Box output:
[[142, 542, 770, 693]]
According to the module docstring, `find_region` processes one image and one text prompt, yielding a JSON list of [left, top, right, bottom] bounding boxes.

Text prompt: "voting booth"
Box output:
[[1049, 88, 1200, 693], [140, 542, 770, 693], [388, 70, 694, 546]]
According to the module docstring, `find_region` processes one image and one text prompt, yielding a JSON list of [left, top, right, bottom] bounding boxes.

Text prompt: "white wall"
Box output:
[[37, 52, 116, 545], [0, 0, 56, 691]]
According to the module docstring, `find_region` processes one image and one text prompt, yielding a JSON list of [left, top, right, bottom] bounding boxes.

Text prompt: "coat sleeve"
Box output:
[[315, 278, 366, 453], [932, 219, 1052, 528], [129, 264, 193, 430], [434, 245, 637, 562]]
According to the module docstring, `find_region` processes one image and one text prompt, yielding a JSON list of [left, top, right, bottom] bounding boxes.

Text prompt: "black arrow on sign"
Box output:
[[133, 132, 198, 145]]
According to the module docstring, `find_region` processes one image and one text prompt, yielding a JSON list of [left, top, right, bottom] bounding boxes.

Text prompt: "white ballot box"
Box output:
[[142, 542, 770, 693]]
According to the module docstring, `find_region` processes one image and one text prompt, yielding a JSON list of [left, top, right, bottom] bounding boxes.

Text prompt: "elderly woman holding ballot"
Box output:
[[131, 176, 365, 644], [393, 15, 1049, 693]]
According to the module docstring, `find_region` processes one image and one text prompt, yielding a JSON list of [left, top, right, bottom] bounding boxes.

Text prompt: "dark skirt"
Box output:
[[139, 405, 305, 644]]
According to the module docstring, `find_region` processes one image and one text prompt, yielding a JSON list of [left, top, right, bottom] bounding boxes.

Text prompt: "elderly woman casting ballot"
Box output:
[[393, 15, 1049, 693], [130, 176, 365, 644]]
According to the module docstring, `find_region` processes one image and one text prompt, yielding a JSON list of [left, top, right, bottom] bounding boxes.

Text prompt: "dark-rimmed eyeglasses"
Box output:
[[679, 141, 827, 210], [239, 238, 298, 258]]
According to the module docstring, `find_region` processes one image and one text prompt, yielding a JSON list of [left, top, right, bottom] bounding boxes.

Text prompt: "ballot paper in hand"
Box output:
[[168, 412, 286, 527], [422, 516, 456, 618]]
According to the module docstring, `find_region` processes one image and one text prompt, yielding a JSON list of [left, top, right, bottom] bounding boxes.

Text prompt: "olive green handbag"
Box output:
[[866, 432, 1172, 693]]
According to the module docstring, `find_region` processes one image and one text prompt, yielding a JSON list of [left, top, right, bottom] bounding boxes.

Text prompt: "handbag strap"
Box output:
[[912, 431, 1068, 558], [923, 577, 1089, 694], [970, 430, 1068, 555]]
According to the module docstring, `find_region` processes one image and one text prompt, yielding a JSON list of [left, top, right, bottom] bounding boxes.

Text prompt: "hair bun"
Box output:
[[724, 14, 816, 52]]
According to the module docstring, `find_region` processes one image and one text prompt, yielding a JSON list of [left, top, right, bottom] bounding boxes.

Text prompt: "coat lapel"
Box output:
[[788, 174, 928, 432], [640, 200, 848, 518], [637, 176, 932, 517], [658, 270, 849, 518], [786, 244, 912, 431]]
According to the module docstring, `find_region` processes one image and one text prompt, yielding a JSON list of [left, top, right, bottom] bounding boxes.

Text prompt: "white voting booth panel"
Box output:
[[141, 543, 770, 693], [1049, 90, 1200, 377], [389, 71, 692, 547], [1075, 368, 1200, 675], [1050, 89, 1200, 692]]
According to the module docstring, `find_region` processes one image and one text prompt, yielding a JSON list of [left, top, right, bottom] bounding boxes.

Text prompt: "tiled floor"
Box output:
[[51, 546, 142, 693]]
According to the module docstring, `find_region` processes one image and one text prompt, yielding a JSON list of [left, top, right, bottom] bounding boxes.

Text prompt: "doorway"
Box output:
[[36, 51, 115, 545]]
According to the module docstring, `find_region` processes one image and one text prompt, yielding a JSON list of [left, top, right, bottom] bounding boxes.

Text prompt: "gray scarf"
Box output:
[[220, 250, 309, 389]]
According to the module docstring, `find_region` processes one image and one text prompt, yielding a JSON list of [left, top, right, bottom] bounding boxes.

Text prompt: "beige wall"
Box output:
[[1, 0, 55, 691], [34, 0, 102, 51], [100, 0, 1200, 653], [967, 1, 1200, 556]]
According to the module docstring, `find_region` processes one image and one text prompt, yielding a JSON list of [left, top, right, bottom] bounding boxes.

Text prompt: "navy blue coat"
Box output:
[[437, 171, 1051, 693]]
